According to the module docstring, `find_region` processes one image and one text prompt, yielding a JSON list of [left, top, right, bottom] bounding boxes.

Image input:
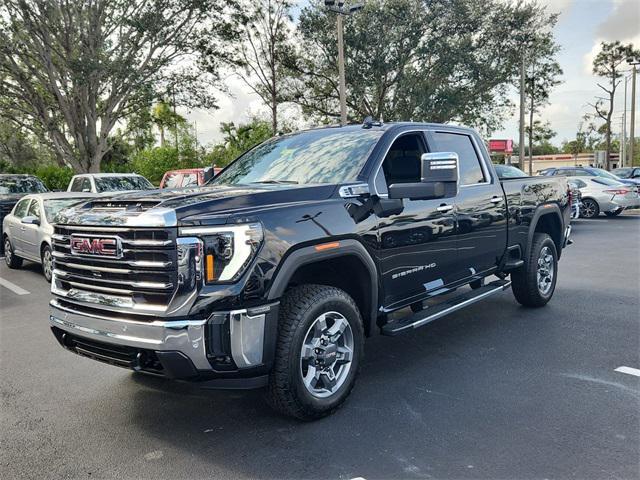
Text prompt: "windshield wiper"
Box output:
[[250, 180, 299, 185]]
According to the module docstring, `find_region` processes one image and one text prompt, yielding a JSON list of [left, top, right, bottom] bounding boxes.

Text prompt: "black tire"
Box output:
[[266, 284, 364, 420], [580, 198, 599, 218], [4, 237, 23, 269], [41, 244, 53, 282], [511, 232, 558, 308], [604, 209, 622, 217]]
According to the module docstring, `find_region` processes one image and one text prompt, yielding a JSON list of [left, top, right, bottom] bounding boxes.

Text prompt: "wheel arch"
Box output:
[[527, 204, 563, 260], [267, 239, 379, 337]]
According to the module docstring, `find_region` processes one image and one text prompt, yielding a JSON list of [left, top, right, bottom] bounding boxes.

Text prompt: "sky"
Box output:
[[183, 0, 640, 147]]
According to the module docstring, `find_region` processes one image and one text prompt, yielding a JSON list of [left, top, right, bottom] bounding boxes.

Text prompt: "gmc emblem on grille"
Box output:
[[70, 236, 121, 257]]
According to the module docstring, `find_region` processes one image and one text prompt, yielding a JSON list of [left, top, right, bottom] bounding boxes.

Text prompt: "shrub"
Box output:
[[34, 165, 75, 191], [130, 146, 202, 185]]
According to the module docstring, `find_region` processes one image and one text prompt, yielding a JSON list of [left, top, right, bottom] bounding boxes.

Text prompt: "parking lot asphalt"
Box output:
[[1, 213, 639, 480]]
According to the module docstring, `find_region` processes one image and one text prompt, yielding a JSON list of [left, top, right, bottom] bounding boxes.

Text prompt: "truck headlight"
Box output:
[[179, 223, 263, 283]]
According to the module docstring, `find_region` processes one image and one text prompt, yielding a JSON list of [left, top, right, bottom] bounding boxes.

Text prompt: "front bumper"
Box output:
[[49, 299, 278, 388]]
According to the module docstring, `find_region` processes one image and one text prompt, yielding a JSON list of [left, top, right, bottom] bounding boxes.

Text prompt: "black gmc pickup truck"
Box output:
[[47, 122, 572, 420]]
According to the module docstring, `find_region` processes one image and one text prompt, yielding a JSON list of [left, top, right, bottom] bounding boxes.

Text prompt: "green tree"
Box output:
[[590, 41, 640, 169], [524, 37, 562, 173], [289, 0, 558, 133], [0, 0, 230, 173], [205, 120, 273, 168], [152, 101, 186, 147], [203, 1, 296, 135]]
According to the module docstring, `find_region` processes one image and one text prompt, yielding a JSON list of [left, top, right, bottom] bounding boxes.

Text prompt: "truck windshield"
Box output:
[[95, 176, 153, 192], [213, 128, 384, 185], [0, 176, 47, 195]]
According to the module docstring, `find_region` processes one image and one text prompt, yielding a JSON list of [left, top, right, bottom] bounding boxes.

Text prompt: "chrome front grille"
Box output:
[[51, 226, 179, 320]]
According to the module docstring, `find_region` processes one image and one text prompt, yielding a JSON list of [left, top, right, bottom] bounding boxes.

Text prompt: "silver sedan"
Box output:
[[567, 176, 640, 218], [2, 192, 98, 281]]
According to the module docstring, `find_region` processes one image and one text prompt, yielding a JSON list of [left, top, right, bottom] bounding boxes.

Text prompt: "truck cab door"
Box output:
[[428, 131, 507, 279], [371, 131, 458, 310]]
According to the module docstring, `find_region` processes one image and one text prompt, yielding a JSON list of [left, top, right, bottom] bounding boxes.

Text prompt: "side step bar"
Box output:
[[381, 279, 512, 336]]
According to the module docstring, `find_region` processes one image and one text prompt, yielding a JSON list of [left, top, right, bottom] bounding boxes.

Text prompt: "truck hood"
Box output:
[[55, 183, 338, 227]]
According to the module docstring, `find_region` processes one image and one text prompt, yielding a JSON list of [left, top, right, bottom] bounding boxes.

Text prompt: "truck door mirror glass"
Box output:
[[387, 152, 459, 200]]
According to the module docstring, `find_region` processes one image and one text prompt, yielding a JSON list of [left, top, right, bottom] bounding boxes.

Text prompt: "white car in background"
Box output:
[[67, 173, 154, 193], [3, 192, 98, 281], [568, 176, 640, 218]]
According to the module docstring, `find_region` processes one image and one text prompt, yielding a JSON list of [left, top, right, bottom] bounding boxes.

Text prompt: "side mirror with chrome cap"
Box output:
[[21, 215, 40, 226], [388, 152, 459, 200]]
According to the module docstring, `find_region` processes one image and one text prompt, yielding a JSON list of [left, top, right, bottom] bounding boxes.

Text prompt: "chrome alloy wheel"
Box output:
[[300, 311, 354, 398], [42, 248, 52, 281], [537, 246, 555, 295], [581, 199, 597, 218], [4, 238, 12, 265]]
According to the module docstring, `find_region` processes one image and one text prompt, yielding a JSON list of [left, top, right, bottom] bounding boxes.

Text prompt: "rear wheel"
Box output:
[[580, 198, 599, 218], [41, 245, 53, 282], [4, 237, 23, 269], [266, 284, 364, 420], [511, 233, 558, 308]]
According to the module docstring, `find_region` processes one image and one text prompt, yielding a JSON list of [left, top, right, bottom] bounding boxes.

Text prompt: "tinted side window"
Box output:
[[382, 133, 427, 185], [13, 199, 31, 218], [69, 178, 83, 192], [431, 132, 486, 185], [28, 200, 41, 219]]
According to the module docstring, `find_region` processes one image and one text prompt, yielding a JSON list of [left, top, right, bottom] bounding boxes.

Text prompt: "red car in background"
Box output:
[[159, 167, 221, 189]]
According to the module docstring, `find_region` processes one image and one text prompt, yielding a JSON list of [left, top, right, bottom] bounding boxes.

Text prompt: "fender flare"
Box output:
[[267, 239, 379, 336], [525, 203, 563, 260]]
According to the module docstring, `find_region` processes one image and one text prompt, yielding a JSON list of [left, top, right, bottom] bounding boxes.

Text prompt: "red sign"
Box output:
[[489, 139, 513, 153], [71, 237, 119, 257]]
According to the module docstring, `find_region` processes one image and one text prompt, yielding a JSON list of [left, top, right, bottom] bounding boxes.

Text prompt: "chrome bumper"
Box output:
[[49, 299, 272, 374]]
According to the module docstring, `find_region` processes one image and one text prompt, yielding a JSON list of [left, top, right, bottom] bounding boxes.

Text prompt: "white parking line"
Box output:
[[0, 277, 30, 295], [615, 366, 640, 377]]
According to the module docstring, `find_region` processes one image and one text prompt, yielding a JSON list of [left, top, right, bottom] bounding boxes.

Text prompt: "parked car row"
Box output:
[[3, 158, 637, 284], [538, 166, 640, 218]]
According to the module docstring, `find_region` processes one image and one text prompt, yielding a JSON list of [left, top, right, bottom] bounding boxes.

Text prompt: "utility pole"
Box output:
[[622, 75, 628, 167], [630, 64, 637, 166], [519, 54, 526, 171], [325, 1, 363, 126], [336, 14, 347, 126]]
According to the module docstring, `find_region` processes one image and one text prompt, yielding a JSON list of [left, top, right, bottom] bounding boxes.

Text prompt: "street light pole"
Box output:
[[629, 65, 637, 166], [325, 1, 363, 126], [519, 54, 526, 170], [622, 75, 628, 167], [336, 13, 347, 126]]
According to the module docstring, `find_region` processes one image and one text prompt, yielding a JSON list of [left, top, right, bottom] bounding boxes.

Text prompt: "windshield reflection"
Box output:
[[213, 129, 384, 185]]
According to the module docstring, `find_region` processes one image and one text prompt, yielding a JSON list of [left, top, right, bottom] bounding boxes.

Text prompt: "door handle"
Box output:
[[436, 204, 454, 213], [490, 196, 502, 204]]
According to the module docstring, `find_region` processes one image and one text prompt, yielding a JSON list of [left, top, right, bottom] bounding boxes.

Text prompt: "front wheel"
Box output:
[[41, 245, 53, 282], [580, 198, 599, 218], [511, 233, 558, 308], [266, 284, 364, 420], [4, 237, 23, 269]]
